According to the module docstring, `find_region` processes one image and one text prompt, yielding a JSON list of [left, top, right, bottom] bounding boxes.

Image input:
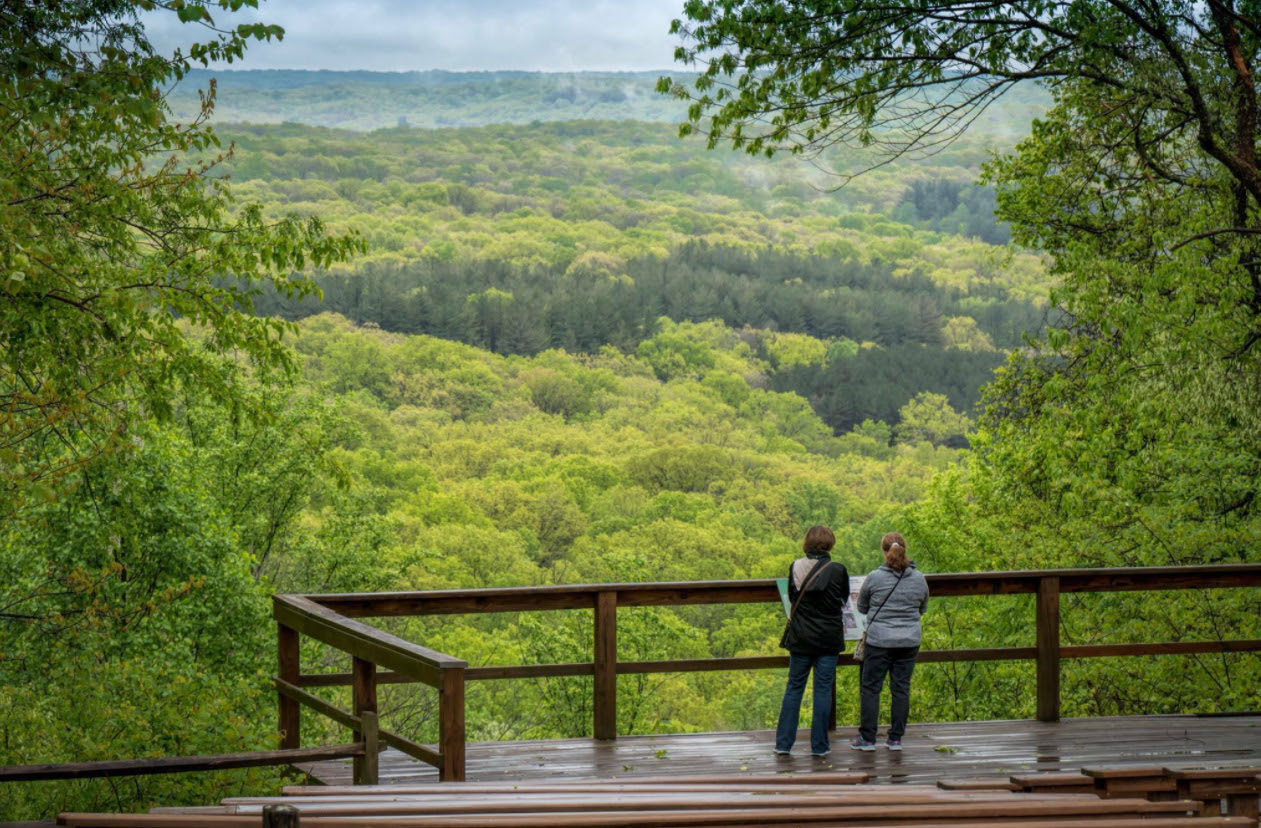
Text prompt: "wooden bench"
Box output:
[[1164, 767, 1260, 819], [59, 770, 1261, 828], [57, 811, 1255, 828], [58, 791, 1234, 827], [231, 784, 991, 805], [1009, 771, 1096, 794], [937, 778, 1016, 791], [279, 771, 870, 795], [1083, 766, 1180, 800]]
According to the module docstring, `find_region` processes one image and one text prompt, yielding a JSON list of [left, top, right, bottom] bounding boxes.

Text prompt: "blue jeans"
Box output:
[[775, 652, 837, 754], [859, 644, 919, 742]]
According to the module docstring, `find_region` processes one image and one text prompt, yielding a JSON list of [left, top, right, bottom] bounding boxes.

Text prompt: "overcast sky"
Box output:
[[142, 0, 686, 72]]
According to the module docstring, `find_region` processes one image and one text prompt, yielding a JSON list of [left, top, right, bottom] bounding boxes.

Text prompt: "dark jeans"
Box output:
[[775, 652, 837, 754], [859, 643, 919, 742]]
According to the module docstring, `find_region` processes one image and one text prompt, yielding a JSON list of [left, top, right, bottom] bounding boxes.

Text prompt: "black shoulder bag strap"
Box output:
[[865, 568, 906, 629]]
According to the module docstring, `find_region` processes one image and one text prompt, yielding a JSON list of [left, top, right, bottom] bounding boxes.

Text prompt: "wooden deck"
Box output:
[[297, 713, 1261, 787]]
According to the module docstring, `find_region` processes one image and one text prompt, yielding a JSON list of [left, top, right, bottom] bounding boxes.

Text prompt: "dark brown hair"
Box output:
[[803, 525, 836, 555], [881, 531, 909, 571]]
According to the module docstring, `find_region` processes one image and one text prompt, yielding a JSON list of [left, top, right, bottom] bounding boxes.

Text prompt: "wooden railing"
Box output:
[[275, 563, 1261, 783], [273, 594, 468, 785], [0, 744, 365, 783]]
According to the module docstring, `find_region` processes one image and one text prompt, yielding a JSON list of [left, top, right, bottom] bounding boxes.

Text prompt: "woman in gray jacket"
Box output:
[[850, 531, 929, 751]]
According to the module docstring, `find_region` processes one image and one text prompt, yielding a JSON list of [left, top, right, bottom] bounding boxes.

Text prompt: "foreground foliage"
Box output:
[[0, 0, 360, 512], [666, 0, 1261, 609]]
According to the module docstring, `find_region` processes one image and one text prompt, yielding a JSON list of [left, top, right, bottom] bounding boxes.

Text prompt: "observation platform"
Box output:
[[272, 564, 1260, 784], [297, 713, 1261, 787], [9, 564, 1254, 800]]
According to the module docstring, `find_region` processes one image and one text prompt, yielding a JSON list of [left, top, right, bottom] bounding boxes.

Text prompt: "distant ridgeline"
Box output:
[[173, 69, 1049, 134], [173, 69, 687, 130]]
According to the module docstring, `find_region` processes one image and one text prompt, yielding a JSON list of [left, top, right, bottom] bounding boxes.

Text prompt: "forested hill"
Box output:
[[188, 73, 1054, 432], [174, 69, 684, 129], [226, 119, 1051, 431], [172, 69, 1049, 132]]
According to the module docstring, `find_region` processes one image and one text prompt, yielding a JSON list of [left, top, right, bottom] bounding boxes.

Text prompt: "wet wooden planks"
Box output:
[[296, 713, 1261, 787]]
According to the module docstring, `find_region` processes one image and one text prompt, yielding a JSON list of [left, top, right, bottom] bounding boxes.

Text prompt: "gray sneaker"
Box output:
[[849, 737, 876, 751]]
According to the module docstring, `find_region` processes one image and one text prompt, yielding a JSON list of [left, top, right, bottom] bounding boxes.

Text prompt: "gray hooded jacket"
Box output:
[[857, 563, 929, 648]]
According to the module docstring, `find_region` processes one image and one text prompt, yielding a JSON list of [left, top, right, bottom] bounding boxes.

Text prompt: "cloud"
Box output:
[[142, 0, 685, 71]]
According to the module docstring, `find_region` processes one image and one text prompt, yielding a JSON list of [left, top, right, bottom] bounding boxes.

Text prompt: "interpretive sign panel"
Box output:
[[776, 575, 866, 641]]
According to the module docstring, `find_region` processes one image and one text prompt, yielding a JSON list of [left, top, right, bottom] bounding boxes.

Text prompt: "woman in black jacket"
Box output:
[[774, 525, 850, 756]]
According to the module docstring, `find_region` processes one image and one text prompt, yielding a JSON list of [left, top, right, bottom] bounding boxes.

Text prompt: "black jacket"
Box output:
[[782, 553, 851, 655]]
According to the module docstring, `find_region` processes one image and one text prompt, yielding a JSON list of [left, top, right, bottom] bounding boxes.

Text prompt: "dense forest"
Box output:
[[225, 118, 1047, 430], [8, 314, 1251, 817], [2, 2, 1259, 822]]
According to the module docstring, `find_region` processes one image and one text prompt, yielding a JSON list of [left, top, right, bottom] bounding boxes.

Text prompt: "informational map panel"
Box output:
[[775, 577, 792, 616], [843, 575, 866, 641], [776, 575, 866, 641]]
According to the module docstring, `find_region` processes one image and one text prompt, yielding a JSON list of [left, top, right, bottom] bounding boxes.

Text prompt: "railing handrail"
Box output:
[[0, 744, 365, 783], [298, 563, 1261, 616], [273, 562, 1261, 783], [274, 594, 467, 681]]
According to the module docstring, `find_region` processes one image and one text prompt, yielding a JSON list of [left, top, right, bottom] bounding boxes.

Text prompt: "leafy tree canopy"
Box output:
[[661, 0, 1260, 185], [893, 392, 971, 448], [0, 0, 362, 512], [663, 0, 1261, 564]]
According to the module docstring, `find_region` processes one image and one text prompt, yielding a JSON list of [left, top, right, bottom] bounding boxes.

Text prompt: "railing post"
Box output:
[[352, 657, 378, 785], [278, 624, 301, 749], [594, 590, 618, 740], [1036, 576, 1061, 722], [358, 711, 379, 786], [439, 666, 466, 781], [263, 804, 299, 828]]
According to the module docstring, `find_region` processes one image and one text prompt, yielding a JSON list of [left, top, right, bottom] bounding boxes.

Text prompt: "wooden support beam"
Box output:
[[278, 624, 301, 750], [357, 711, 379, 788], [376, 727, 441, 768], [0, 744, 363, 782], [1062, 639, 1261, 658], [439, 667, 465, 782], [352, 657, 378, 786], [1166, 767, 1261, 819], [594, 590, 618, 741], [262, 805, 298, 828], [1036, 576, 1061, 722], [466, 663, 595, 681], [272, 679, 362, 732]]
